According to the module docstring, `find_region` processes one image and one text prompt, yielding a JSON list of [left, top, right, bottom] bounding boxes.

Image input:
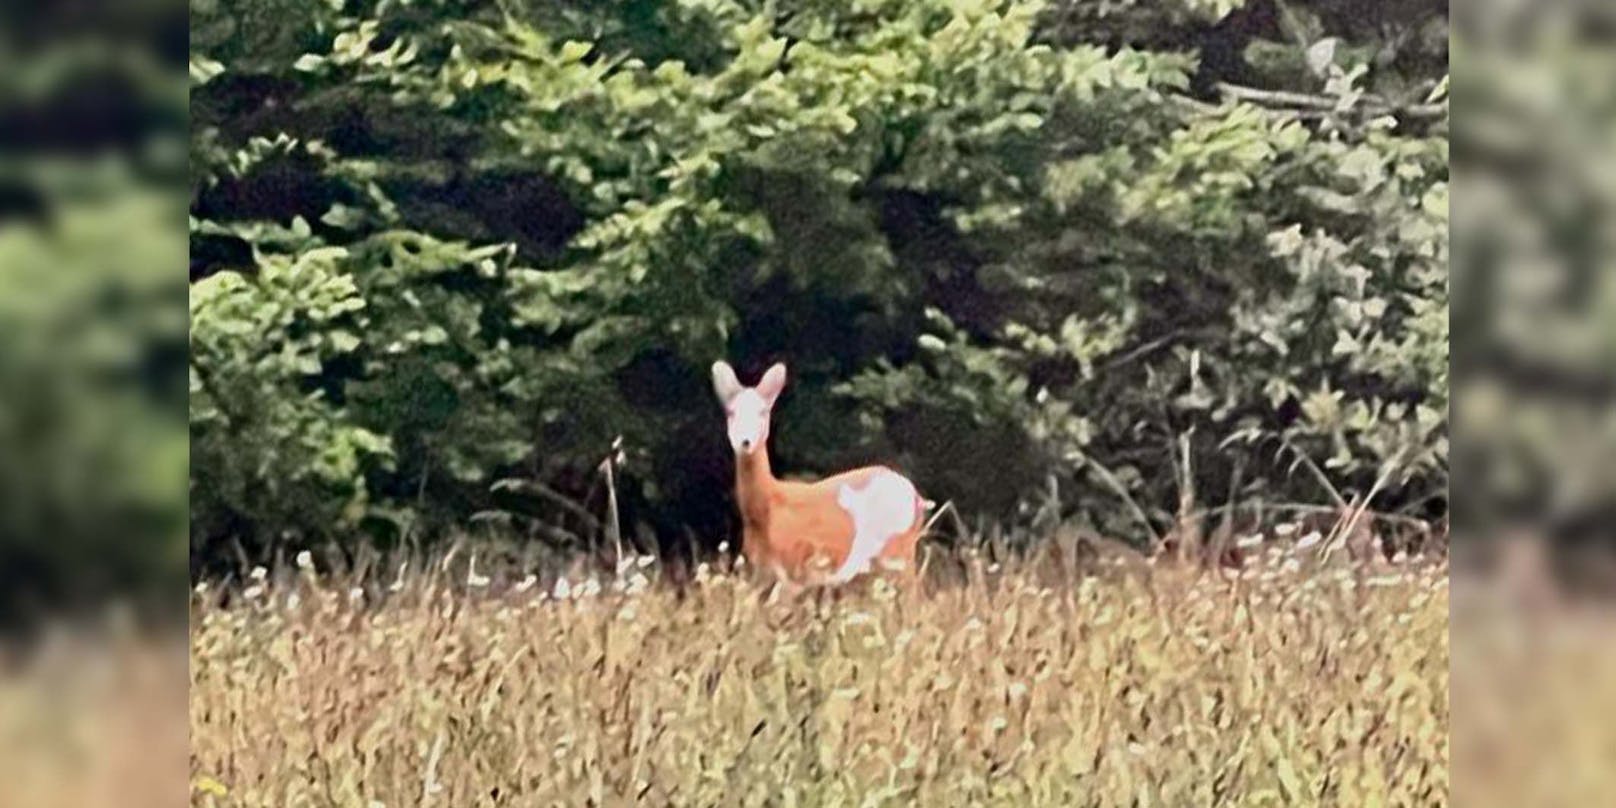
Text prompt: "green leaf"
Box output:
[[559, 40, 592, 63]]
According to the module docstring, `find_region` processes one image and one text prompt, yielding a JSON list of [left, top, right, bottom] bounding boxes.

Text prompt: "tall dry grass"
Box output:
[[190, 542, 1448, 806]]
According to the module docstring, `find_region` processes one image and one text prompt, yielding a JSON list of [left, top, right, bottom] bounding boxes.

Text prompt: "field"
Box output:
[[189, 542, 1448, 807]]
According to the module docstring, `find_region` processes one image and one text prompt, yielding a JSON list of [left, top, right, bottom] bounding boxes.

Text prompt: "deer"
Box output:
[[711, 360, 929, 585]]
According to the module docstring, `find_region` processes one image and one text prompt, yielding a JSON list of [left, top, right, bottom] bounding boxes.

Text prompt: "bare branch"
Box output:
[[1213, 82, 1448, 120]]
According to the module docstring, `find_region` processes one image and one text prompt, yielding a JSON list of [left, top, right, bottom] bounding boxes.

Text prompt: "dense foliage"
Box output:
[[189, 0, 1448, 562], [0, 4, 189, 621]]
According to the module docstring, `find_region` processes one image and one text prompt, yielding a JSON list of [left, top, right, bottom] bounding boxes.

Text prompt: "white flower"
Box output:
[[553, 577, 572, 599], [295, 550, 314, 569], [1294, 532, 1323, 551], [250, 566, 268, 582], [513, 574, 537, 593], [464, 554, 490, 588]]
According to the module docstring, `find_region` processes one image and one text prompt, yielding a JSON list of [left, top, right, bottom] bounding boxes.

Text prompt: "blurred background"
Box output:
[[0, 0, 187, 806], [0, 0, 187, 631], [1451, 0, 1616, 805]]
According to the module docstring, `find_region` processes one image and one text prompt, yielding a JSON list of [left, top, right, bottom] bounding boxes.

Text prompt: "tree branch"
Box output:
[[1213, 82, 1447, 120]]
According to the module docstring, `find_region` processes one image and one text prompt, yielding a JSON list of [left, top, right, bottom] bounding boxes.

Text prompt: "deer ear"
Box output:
[[756, 362, 787, 405], [711, 361, 742, 404]]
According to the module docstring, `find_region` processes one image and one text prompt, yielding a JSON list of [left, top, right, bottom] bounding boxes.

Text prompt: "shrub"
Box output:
[[189, 0, 1448, 560]]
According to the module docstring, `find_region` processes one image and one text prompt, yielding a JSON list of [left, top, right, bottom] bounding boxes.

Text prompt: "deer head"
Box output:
[[711, 360, 786, 456]]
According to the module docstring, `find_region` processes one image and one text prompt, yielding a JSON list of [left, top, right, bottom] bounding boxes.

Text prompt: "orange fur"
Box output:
[[734, 449, 923, 582]]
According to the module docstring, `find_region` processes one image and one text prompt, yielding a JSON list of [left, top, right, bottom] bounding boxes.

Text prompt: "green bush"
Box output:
[[189, 0, 1447, 560]]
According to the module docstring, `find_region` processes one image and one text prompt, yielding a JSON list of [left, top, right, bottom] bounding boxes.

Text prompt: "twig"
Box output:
[[1275, 435, 1349, 510], [469, 511, 584, 546], [1213, 82, 1448, 119], [400, 457, 432, 554], [1082, 455, 1162, 546], [1322, 453, 1404, 565], [1100, 332, 1180, 373], [490, 478, 603, 531], [923, 499, 957, 534], [1178, 429, 1195, 516], [1219, 456, 1245, 542], [601, 437, 625, 568], [1169, 94, 1222, 115], [1186, 501, 1432, 532], [1218, 82, 1342, 110]]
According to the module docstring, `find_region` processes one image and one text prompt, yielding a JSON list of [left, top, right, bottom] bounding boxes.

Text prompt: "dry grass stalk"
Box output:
[[190, 539, 1448, 807]]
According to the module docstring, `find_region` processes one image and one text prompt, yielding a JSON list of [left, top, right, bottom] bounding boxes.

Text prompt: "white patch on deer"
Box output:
[[830, 471, 919, 583], [722, 388, 771, 455], [712, 361, 784, 456]]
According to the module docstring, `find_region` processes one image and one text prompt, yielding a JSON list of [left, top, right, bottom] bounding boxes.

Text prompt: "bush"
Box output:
[[189, 0, 1448, 561]]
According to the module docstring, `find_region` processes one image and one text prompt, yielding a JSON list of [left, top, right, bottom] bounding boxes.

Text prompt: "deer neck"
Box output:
[[734, 445, 776, 529]]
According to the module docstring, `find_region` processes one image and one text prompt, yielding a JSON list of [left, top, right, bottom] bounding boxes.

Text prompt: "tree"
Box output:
[[189, 0, 1447, 563]]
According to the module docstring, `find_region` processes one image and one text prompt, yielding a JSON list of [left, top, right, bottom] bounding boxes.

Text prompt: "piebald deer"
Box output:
[[711, 360, 928, 584]]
